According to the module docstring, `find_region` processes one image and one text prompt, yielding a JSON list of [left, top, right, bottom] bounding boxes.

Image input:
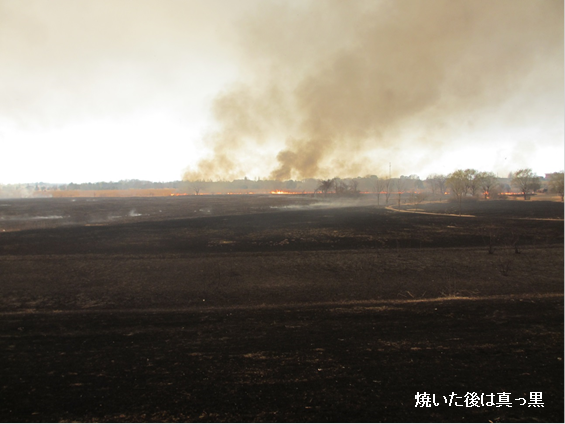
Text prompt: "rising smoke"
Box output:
[[184, 0, 563, 181]]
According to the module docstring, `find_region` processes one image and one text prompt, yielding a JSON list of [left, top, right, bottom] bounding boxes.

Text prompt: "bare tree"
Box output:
[[334, 179, 347, 195], [447, 170, 467, 215], [332, 179, 360, 196], [336, 179, 356, 195], [396, 178, 409, 206], [512, 169, 540, 200], [426, 174, 447, 198], [477, 172, 498, 199], [548, 172, 564, 201], [317, 178, 336, 197], [384, 178, 393, 205], [464, 169, 481, 197], [370, 177, 387, 205], [436, 175, 447, 197], [425, 177, 436, 196], [190, 180, 208, 195]]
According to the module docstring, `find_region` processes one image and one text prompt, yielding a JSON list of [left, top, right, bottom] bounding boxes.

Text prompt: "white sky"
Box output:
[[0, 0, 563, 184]]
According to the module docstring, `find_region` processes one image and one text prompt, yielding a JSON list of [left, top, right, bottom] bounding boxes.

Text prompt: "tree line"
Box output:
[[316, 169, 563, 205], [4, 170, 563, 202], [444, 169, 563, 202]]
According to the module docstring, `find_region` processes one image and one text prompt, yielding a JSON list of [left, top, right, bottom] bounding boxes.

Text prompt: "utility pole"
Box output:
[[389, 162, 391, 179]]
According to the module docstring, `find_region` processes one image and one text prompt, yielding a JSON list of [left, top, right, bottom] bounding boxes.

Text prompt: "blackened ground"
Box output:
[[0, 195, 317, 232], [0, 199, 562, 255], [396, 198, 564, 219], [0, 197, 563, 422], [0, 296, 562, 422]]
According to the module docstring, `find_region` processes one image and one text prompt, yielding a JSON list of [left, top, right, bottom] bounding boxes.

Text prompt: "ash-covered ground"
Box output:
[[0, 196, 563, 422]]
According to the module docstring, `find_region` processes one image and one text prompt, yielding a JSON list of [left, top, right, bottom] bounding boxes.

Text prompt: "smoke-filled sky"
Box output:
[[1, 0, 563, 184]]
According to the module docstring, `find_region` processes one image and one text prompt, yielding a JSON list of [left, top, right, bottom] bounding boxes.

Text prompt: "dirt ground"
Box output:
[[0, 196, 563, 422]]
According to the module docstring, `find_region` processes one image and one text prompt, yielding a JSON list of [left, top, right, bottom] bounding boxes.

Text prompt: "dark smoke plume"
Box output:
[[184, 0, 563, 181]]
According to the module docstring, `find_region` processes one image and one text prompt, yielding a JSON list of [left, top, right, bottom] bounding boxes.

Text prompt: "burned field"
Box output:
[[0, 196, 563, 422]]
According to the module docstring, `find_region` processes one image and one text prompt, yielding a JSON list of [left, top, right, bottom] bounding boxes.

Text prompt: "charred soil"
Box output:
[[0, 196, 563, 422]]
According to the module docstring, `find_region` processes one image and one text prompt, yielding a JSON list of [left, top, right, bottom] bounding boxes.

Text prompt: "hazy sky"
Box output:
[[1, 0, 563, 184]]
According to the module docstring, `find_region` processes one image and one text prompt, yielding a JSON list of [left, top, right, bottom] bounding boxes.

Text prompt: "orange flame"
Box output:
[[270, 190, 311, 195]]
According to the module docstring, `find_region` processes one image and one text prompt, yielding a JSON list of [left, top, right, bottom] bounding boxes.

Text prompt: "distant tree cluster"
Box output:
[[445, 169, 499, 208], [315, 178, 360, 197], [15, 180, 184, 192], [439, 167, 558, 215], [510, 169, 541, 200], [425, 174, 447, 197], [64, 180, 179, 191]]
